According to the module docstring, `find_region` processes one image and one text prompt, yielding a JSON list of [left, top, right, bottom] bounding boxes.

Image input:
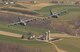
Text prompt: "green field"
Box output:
[[36, 5, 80, 20], [0, 23, 47, 35], [35, 5, 80, 52], [0, 4, 80, 52], [0, 22, 61, 35], [0, 5, 80, 35], [1, 5, 80, 21], [54, 37, 80, 52], [0, 34, 56, 52]]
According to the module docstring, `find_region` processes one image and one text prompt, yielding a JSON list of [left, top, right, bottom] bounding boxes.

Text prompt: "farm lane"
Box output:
[[0, 30, 80, 52], [49, 42, 67, 52], [0, 30, 80, 39], [0, 29, 80, 38], [0, 30, 22, 38], [45, 41, 67, 52], [50, 34, 80, 38]]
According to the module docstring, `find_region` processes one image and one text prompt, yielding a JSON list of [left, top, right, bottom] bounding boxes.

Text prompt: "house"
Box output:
[[27, 35, 36, 40], [51, 0, 59, 3], [5, 2, 9, 4], [30, 1, 37, 4], [51, 0, 64, 5], [2, 0, 16, 5], [37, 30, 51, 41], [37, 35, 46, 40]]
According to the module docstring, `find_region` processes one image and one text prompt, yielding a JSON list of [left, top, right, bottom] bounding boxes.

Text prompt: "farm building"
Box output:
[[1, 0, 17, 4]]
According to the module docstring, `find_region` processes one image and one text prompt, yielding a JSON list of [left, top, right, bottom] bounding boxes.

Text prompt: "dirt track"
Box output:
[[0, 30, 79, 38], [50, 33, 80, 38], [50, 42, 67, 52], [45, 41, 67, 52], [0, 30, 22, 38]]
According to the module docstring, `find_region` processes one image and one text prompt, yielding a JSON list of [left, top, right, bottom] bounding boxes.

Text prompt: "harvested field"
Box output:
[[0, 12, 52, 29]]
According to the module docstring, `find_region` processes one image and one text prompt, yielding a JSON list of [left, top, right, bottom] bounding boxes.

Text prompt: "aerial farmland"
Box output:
[[0, 0, 80, 52]]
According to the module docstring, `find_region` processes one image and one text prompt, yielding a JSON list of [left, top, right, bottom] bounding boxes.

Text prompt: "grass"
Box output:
[[0, 4, 80, 52], [0, 5, 80, 34], [0, 34, 47, 46], [57, 12, 80, 20], [0, 22, 61, 35], [36, 5, 80, 20], [1, 5, 80, 35], [54, 37, 80, 52], [0, 34, 56, 52], [0, 23, 47, 35], [1, 5, 80, 21], [0, 3, 80, 52]]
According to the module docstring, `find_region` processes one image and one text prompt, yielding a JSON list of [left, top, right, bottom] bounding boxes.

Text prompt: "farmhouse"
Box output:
[[51, 0, 80, 5], [1, 0, 17, 5], [30, 0, 37, 4], [27, 35, 36, 40], [37, 30, 51, 41]]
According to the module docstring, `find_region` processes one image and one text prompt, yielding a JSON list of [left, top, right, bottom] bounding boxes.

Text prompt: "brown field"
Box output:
[[17, 2, 54, 10], [0, 12, 80, 36], [0, 12, 52, 29]]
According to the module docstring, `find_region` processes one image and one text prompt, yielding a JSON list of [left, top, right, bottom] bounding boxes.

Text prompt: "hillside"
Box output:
[[17, 0, 80, 4], [0, 35, 56, 52], [54, 37, 80, 52], [0, 1, 80, 52]]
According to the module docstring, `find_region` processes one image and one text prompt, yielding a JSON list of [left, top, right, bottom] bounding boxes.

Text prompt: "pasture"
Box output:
[[54, 37, 80, 52], [0, 5, 80, 22], [35, 5, 80, 52], [0, 3, 80, 52], [36, 5, 80, 20], [0, 22, 61, 35], [0, 5, 80, 36], [0, 34, 56, 52]]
